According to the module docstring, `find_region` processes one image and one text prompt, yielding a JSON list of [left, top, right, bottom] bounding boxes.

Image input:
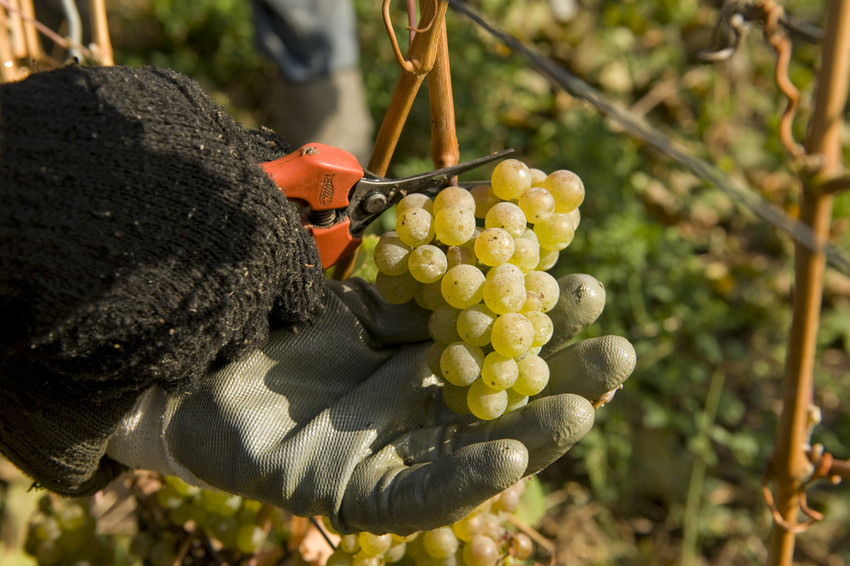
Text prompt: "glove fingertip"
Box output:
[[546, 335, 636, 399], [507, 394, 594, 474], [339, 439, 527, 535]]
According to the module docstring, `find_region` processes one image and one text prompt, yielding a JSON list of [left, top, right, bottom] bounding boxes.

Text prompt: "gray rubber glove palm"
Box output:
[[106, 274, 635, 535]]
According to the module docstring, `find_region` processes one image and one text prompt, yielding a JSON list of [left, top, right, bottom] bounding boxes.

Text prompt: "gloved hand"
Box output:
[[107, 274, 635, 535], [0, 64, 327, 494]]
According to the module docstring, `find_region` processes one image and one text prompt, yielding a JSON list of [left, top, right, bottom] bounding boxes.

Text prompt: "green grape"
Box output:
[[484, 202, 527, 238], [456, 303, 496, 347], [524, 271, 560, 312], [469, 184, 500, 219], [528, 167, 547, 185], [351, 553, 382, 566], [490, 159, 532, 201], [327, 548, 355, 565], [393, 531, 420, 544], [422, 526, 459, 559], [397, 207, 435, 247], [541, 169, 584, 213], [339, 533, 361, 554], [478, 513, 504, 539], [462, 535, 499, 566], [358, 532, 393, 556], [440, 265, 486, 309], [427, 342, 446, 376], [451, 513, 484, 542], [525, 311, 554, 347], [511, 533, 534, 559], [376, 270, 421, 305], [483, 264, 526, 315], [397, 192, 434, 215], [440, 341, 485, 387], [536, 247, 560, 271], [490, 313, 534, 358], [408, 244, 448, 284], [166, 476, 201, 498], [210, 516, 239, 547], [519, 291, 543, 314], [474, 228, 514, 267], [322, 516, 340, 536], [168, 500, 197, 526], [201, 490, 243, 517], [428, 306, 462, 345], [433, 186, 476, 214], [155, 484, 185, 510], [508, 237, 540, 274], [567, 206, 581, 229], [236, 524, 265, 554], [517, 186, 555, 224], [505, 388, 529, 412], [435, 206, 477, 246], [480, 352, 518, 390], [417, 281, 449, 311], [33, 516, 61, 542], [513, 354, 550, 396], [446, 242, 477, 269], [374, 231, 412, 276], [492, 484, 521, 512], [533, 212, 575, 251], [385, 541, 408, 563], [441, 382, 471, 415], [467, 379, 508, 420], [518, 226, 539, 244]]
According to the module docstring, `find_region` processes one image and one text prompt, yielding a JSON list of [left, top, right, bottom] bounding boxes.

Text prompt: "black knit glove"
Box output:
[[0, 65, 326, 494]]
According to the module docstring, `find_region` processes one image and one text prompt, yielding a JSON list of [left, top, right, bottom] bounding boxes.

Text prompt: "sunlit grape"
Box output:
[[474, 228, 514, 267], [541, 169, 584, 213], [440, 341, 485, 387], [374, 231, 412, 276], [491, 159, 532, 201], [396, 207, 435, 247], [434, 186, 476, 214], [467, 379, 508, 420], [441, 265, 486, 309]]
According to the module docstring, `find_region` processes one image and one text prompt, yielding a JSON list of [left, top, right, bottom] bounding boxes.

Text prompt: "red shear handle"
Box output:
[[260, 143, 363, 210], [260, 143, 366, 269], [310, 220, 361, 269]]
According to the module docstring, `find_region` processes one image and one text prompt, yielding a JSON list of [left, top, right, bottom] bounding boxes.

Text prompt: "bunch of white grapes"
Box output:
[[373, 159, 584, 420], [25, 496, 114, 565], [129, 476, 287, 565], [326, 480, 534, 566]]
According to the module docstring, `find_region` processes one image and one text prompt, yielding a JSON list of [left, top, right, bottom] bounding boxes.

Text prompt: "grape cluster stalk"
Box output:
[[374, 158, 584, 420]]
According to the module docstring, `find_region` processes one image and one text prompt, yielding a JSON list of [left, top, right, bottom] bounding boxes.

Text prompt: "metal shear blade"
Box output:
[[347, 148, 515, 235]]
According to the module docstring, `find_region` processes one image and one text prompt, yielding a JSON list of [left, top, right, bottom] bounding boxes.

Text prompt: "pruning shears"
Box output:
[[260, 143, 513, 269]]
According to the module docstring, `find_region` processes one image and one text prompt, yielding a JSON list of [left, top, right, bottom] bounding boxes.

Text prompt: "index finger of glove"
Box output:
[[390, 393, 593, 487], [545, 335, 636, 400], [339, 439, 528, 535]]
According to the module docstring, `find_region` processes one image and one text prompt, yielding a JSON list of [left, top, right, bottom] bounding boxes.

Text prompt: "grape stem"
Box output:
[[766, 2, 850, 564], [427, 19, 460, 175], [506, 513, 555, 566], [368, 0, 449, 177]]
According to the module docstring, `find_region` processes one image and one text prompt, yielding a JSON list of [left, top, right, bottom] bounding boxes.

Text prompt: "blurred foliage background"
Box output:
[[2, 0, 850, 564]]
